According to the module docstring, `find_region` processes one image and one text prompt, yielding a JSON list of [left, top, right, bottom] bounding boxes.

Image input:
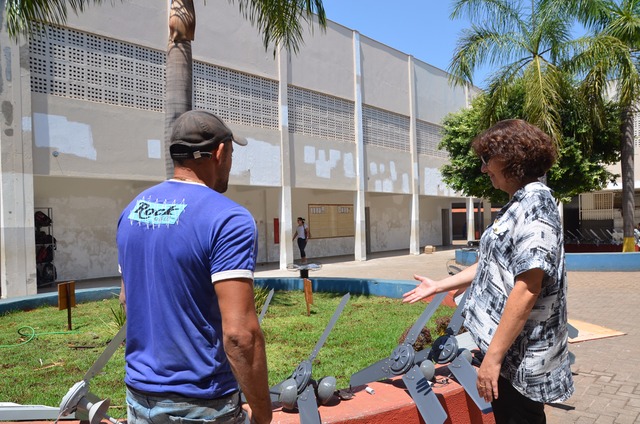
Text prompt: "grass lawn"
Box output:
[[0, 290, 453, 421]]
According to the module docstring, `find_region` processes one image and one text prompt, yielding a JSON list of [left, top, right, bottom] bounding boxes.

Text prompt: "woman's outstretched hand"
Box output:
[[402, 274, 438, 304]]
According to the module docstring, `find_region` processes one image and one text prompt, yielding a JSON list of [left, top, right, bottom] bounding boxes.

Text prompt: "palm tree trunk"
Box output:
[[620, 106, 636, 252], [165, 0, 195, 178]]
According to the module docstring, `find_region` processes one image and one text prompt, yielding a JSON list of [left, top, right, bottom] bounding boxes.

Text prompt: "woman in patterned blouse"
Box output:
[[403, 119, 573, 423]]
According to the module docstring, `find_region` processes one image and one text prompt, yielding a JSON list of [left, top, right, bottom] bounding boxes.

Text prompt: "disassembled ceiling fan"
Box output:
[[350, 290, 492, 424], [57, 324, 127, 424], [268, 292, 350, 424]]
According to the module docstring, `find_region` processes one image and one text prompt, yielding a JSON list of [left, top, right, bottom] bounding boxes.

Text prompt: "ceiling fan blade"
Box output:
[[446, 290, 469, 335], [83, 325, 127, 382], [269, 380, 286, 403], [296, 385, 321, 424], [567, 323, 579, 339], [349, 357, 393, 387], [414, 347, 432, 364], [307, 293, 350, 362], [258, 288, 275, 323], [447, 354, 492, 413], [402, 365, 447, 424], [404, 292, 447, 346]]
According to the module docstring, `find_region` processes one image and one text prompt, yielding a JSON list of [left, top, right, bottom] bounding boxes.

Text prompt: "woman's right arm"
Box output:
[[402, 262, 478, 304]]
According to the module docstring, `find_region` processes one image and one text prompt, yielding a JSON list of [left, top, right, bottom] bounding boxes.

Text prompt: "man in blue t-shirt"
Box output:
[[117, 110, 271, 424]]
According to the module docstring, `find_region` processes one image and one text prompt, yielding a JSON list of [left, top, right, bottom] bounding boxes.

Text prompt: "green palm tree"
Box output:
[[448, 0, 575, 144], [4, 0, 326, 175], [449, 0, 638, 251], [563, 0, 639, 251]]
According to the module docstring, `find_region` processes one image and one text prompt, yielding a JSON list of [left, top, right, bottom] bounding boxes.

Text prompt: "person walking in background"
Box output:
[[403, 119, 573, 423], [293, 217, 310, 263], [117, 110, 271, 424]]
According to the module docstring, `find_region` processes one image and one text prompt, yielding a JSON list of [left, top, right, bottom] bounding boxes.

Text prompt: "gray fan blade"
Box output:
[[404, 292, 447, 346], [268, 381, 284, 403], [447, 290, 469, 335], [414, 347, 432, 364], [258, 289, 275, 323], [83, 325, 127, 382], [402, 365, 447, 424], [349, 357, 392, 387], [308, 293, 350, 362], [448, 355, 492, 413], [297, 385, 321, 424]]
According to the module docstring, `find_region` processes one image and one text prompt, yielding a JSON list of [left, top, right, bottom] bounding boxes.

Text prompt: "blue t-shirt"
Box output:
[[117, 180, 258, 399]]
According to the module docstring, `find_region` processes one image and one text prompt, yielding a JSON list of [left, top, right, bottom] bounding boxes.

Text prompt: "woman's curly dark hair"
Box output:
[[471, 119, 557, 183]]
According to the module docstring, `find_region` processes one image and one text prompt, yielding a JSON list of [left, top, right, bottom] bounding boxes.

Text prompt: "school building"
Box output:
[[1, 2, 637, 299]]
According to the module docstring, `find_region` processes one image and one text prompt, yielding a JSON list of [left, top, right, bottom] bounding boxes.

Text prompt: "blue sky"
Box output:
[[320, 0, 491, 86]]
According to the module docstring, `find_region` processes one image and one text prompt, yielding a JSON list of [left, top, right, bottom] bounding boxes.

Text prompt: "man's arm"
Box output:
[[119, 279, 126, 314], [215, 278, 272, 424]]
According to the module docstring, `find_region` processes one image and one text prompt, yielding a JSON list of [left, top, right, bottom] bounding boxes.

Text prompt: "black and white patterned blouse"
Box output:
[[463, 182, 574, 403]]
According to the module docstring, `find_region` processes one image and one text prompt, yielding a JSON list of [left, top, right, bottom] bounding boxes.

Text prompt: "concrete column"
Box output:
[[0, 37, 37, 298], [466, 197, 475, 241], [353, 31, 367, 261], [277, 48, 294, 269], [483, 200, 492, 229], [408, 56, 420, 255]]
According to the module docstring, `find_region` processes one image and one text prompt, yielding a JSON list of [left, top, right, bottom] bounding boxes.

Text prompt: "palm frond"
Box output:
[[230, 0, 326, 55], [5, 0, 110, 40], [448, 24, 526, 86], [481, 61, 527, 125], [522, 60, 563, 144], [450, 0, 521, 29]]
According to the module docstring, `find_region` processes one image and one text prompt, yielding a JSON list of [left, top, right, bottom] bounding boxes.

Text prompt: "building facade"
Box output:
[[8, 2, 634, 299]]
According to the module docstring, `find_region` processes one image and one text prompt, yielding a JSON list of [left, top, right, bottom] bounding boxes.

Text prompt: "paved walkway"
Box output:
[[31, 247, 640, 423]]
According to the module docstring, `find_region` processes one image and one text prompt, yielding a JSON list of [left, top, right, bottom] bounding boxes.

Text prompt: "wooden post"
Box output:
[[303, 278, 313, 316], [58, 281, 76, 331]]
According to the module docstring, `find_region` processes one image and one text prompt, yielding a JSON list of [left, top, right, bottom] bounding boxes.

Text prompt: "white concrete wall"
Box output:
[[419, 196, 455, 247], [365, 148, 412, 194], [360, 37, 410, 114], [290, 134, 358, 190], [229, 126, 282, 188], [367, 193, 411, 252], [31, 95, 165, 179], [414, 62, 468, 124], [33, 176, 153, 281], [419, 157, 458, 197], [289, 21, 355, 99]]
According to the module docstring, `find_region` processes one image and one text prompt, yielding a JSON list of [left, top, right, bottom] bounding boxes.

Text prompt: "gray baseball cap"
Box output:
[[169, 110, 247, 160]]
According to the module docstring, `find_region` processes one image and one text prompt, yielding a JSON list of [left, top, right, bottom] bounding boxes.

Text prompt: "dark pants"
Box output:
[[491, 376, 546, 424], [297, 237, 307, 258]]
